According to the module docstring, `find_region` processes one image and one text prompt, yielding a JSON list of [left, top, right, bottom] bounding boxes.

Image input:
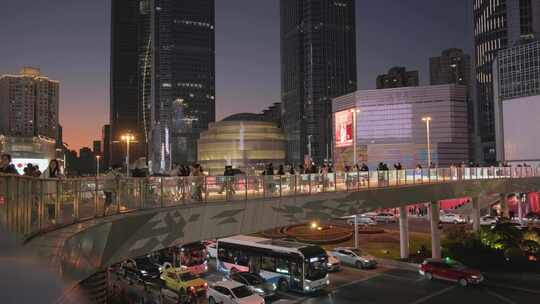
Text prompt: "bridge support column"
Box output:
[[500, 193, 509, 218], [472, 197, 480, 233], [429, 202, 441, 259], [399, 205, 409, 259]]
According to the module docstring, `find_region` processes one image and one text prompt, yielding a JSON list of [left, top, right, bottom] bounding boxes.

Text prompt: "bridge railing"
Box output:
[[0, 166, 538, 238]]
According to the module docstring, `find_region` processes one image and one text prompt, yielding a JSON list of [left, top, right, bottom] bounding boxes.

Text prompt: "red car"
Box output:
[[419, 258, 483, 287]]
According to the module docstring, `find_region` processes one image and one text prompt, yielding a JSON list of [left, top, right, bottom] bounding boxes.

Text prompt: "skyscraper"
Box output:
[[101, 124, 111, 170], [110, 0, 145, 167], [376, 67, 419, 89], [0, 67, 59, 139], [280, 0, 357, 165], [111, 0, 215, 172], [472, 0, 540, 163], [494, 40, 540, 162]]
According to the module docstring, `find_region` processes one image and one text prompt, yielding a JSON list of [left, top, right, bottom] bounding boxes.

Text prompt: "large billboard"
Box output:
[[335, 110, 353, 148], [503, 95, 540, 162]]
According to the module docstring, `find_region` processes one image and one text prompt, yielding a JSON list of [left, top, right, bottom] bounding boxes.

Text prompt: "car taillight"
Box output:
[[204, 282, 208, 289]]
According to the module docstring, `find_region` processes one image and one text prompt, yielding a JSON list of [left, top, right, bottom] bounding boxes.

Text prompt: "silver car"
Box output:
[[329, 247, 377, 269]]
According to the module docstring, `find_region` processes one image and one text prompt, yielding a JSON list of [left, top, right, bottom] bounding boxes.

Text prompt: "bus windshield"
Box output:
[[305, 259, 328, 281]]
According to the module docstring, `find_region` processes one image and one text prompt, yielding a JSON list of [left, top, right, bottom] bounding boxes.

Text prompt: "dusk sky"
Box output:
[[0, 0, 471, 151]]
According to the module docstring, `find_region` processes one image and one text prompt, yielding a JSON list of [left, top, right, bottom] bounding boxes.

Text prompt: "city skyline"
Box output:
[[0, 0, 471, 151]]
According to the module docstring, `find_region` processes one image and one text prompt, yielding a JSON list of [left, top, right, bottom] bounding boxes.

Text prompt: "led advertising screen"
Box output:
[[503, 95, 540, 162], [335, 110, 353, 148]]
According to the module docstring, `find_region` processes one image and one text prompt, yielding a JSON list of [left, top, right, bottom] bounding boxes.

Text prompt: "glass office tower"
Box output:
[[280, 0, 357, 166], [472, 0, 540, 163], [111, 0, 215, 172]]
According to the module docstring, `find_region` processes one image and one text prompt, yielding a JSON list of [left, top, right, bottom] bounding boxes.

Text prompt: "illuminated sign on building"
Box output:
[[335, 110, 353, 147]]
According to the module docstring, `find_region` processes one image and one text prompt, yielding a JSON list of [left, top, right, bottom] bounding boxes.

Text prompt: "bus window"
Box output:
[[276, 258, 290, 274], [234, 252, 249, 267], [261, 256, 275, 272], [248, 256, 261, 273]]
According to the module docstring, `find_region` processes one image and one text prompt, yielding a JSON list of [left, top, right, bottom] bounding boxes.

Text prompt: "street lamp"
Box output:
[[96, 155, 101, 177], [121, 133, 135, 177], [350, 108, 361, 165], [422, 117, 432, 168]]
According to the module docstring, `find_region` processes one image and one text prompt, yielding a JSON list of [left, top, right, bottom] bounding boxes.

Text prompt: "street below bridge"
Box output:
[[109, 257, 540, 304]]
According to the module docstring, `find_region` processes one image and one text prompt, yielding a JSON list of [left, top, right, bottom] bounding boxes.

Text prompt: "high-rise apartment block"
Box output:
[[473, 0, 540, 163], [376, 67, 419, 89], [430, 48, 471, 86], [111, 0, 215, 172], [0, 67, 59, 139], [280, 0, 357, 165]]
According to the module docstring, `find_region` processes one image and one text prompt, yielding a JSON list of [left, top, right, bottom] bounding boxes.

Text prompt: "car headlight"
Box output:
[[253, 287, 264, 294], [470, 275, 479, 279], [326, 279, 330, 285], [140, 270, 148, 274], [271, 283, 277, 290], [304, 285, 310, 291], [326, 262, 332, 267]]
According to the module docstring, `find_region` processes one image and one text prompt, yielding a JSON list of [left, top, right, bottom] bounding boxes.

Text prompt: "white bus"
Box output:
[[216, 235, 330, 293]]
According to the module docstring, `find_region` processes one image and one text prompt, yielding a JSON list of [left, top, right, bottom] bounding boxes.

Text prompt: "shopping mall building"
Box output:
[[332, 84, 470, 170]]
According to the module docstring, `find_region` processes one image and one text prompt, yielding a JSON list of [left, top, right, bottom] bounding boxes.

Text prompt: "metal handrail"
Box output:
[[0, 166, 538, 238]]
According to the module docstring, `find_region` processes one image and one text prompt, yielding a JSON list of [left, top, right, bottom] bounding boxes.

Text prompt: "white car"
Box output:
[[439, 213, 467, 224], [346, 216, 376, 226], [329, 247, 377, 269], [373, 213, 397, 223], [479, 216, 498, 226], [207, 280, 265, 304]]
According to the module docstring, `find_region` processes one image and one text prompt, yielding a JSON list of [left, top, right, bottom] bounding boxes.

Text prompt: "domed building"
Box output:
[[197, 113, 286, 174]]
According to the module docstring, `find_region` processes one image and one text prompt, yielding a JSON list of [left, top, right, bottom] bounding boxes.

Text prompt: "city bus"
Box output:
[[216, 235, 330, 293]]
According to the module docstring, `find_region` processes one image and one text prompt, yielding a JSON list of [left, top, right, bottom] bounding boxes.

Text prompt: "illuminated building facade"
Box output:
[[494, 40, 540, 164], [0, 67, 59, 139], [332, 85, 470, 169], [197, 114, 286, 175], [473, 0, 540, 163]]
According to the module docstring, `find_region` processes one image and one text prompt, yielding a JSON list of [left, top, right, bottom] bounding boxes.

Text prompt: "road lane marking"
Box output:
[[483, 288, 517, 304], [330, 277, 373, 290], [486, 283, 540, 295], [354, 268, 420, 282], [407, 286, 456, 304]]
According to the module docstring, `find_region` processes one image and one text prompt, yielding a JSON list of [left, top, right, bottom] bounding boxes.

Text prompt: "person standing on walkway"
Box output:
[[0, 154, 19, 175], [42, 159, 63, 223]]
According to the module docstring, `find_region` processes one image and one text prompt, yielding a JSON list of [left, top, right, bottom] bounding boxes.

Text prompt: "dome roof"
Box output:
[[222, 113, 264, 122]]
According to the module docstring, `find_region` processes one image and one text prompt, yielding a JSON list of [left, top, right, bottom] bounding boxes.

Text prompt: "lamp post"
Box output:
[[96, 155, 101, 177], [350, 108, 361, 165], [121, 133, 135, 177], [422, 117, 432, 167]]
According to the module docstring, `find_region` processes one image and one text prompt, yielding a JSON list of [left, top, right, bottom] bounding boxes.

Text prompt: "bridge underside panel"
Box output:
[[26, 177, 540, 285]]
